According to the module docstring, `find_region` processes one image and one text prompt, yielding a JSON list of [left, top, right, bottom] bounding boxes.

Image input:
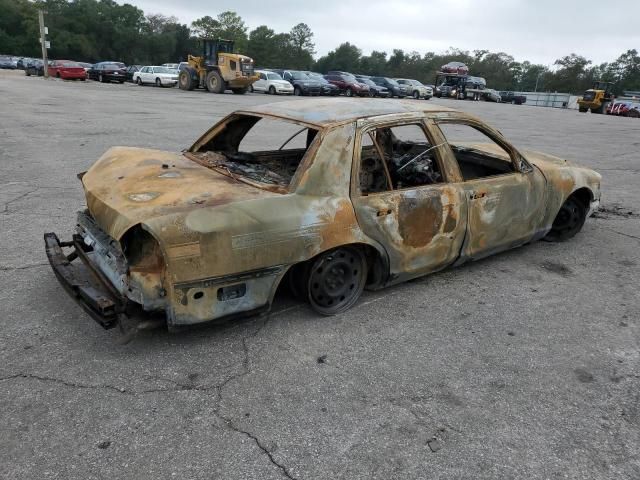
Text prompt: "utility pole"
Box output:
[[38, 10, 49, 78]]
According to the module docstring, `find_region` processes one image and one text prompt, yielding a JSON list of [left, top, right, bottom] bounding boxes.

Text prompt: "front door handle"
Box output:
[[376, 209, 393, 217], [470, 191, 486, 200]]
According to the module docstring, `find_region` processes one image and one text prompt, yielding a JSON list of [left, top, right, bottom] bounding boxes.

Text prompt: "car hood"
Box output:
[[82, 147, 276, 241]]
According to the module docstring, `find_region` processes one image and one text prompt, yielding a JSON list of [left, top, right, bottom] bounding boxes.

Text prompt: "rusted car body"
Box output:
[[45, 98, 601, 332]]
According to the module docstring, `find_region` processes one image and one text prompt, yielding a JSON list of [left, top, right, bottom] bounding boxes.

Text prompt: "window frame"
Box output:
[[351, 117, 451, 197], [434, 117, 533, 180]]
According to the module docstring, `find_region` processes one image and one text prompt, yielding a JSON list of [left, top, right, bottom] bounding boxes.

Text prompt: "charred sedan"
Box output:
[[45, 99, 601, 333]]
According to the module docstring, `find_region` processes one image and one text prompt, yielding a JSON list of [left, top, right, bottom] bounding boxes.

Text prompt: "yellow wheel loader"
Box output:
[[178, 38, 258, 94], [577, 81, 615, 114]]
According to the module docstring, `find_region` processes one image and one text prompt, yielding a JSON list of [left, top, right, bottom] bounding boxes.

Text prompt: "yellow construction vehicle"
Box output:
[[178, 38, 258, 94], [577, 81, 615, 113]]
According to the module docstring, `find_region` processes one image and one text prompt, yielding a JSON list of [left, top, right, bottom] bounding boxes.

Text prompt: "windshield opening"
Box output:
[[189, 115, 320, 191]]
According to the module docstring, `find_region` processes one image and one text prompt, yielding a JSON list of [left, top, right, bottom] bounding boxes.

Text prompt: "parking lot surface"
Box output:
[[1, 70, 639, 480]]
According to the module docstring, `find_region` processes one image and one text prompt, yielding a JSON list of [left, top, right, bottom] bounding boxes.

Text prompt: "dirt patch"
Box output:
[[540, 261, 573, 277]]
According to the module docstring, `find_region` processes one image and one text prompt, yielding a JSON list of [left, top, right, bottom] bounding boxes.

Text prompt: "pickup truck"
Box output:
[[500, 91, 527, 105]]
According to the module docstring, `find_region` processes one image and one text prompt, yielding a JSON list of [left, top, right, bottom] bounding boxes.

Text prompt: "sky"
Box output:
[[119, 0, 640, 66]]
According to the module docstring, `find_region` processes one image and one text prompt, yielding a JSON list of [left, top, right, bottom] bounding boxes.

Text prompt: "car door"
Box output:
[[351, 118, 468, 282], [254, 72, 267, 91], [434, 116, 547, 261], [49, 61, 59, 76]]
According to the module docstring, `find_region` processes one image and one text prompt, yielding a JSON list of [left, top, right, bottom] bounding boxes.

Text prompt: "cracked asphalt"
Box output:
[[1, 70, 639, 479]]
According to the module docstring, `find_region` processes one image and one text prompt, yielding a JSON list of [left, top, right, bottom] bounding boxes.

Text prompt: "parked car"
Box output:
[[24, 59, 45, 76], [88, 63, 127, 83], [44, 98, 601, 333], [125, 65, 142, 82], [483, 89, 502, 102], [271, 69, 322, 96], [499, 91, 527, 105], [77, 62, 93, 72], [440, 61, 469, 74], [16, 57, 35, 70], [354, 75, 389, 97], [0, 56, 18, 69], [251, 70, 294, 94], [304, 72, 340, 96], [132, 66, 179, 87], [370, 77, 408, 98], [395, 78, 432, 99], [48, 60, 87, 80], [325, 71, 370, 97]]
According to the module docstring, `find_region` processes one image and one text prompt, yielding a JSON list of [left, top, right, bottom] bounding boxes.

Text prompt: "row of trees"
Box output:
[[1, 0, 639, 94]]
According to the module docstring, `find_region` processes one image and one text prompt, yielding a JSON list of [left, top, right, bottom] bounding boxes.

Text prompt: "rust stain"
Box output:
[[398, 196, 443, 247]]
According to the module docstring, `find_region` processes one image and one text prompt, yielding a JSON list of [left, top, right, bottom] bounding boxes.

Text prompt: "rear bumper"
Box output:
[[44, 232, 126, 329]]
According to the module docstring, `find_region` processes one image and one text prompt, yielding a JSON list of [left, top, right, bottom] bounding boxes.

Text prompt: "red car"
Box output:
[[324, 71, 370, 97], [48, 60, 87, 80]]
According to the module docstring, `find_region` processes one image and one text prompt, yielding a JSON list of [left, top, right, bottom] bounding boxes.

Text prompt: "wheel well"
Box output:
[[568, 187, 593, 208], [120, 224, 165, 271]]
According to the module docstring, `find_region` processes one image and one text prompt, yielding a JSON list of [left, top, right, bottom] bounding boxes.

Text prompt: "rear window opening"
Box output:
[[189, 115, 319, 190]]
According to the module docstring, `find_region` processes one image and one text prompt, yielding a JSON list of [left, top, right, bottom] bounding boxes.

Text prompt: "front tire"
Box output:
[[155, 78, 162, 87], [294, 86, 302, 96], [205, 70, 225, 93], [269, 86, 276, 95], [306, 247, 367, 315], [544, 195, 588, 242], [345, 88, 353, 97], [136, 77, 142, 85], [413, 90, 420, 99]]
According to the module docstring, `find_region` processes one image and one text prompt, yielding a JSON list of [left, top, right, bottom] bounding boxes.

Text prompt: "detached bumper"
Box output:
[[44, 232, 125, 329]]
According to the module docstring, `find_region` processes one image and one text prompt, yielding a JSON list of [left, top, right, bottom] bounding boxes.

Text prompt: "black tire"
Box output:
[[231, 87, 247, 95], [544, 195, 588, 242], [25, 70, 30, 76], [155, 78, 162, 87], [119, 80, 124, 84], [136, 77, 142, 86], [179, 70, 194, 90], [306, 246, 367, 315], [345, 88, 353, 97], [294, 86, 302, 96], [413, 90, 420, 99], [269, 85, 276, 95], [578, 106, 588, 113], [80, 77, 86, 81], [205, 70, 225, 93], [249, 84, 254, 93], [368, 89, 375, 97]]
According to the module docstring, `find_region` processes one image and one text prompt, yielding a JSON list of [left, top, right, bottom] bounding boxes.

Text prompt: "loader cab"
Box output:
[[202, 39, 235, 66]]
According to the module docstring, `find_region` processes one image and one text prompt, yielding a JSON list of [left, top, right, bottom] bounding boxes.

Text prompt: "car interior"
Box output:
[[189, 114, 318, 187]]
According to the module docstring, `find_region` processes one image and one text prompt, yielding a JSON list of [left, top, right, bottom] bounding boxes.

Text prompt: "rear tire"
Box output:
[[413, 90, 420, 99], [205, 70, 225, 93], [306, 246, 367, 316], [578, 106, 588, 112], [155, 78, 162, 87], [544, 195, 588, 242], [179, 70, 194, 90]]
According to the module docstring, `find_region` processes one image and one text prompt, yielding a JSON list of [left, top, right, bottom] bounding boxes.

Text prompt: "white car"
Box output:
[[396, 78, 433, 99], [132, 66, 179, 87], [251, 70, 294, 95]]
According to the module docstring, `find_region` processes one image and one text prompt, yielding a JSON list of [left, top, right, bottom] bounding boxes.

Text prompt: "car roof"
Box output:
[[239, 98, 455, 127]]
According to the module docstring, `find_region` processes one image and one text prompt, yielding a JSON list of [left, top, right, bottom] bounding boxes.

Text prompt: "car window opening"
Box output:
[[437, 122, 515, 180], [189, 115, 318, 188], [359, 124, 444, 194]]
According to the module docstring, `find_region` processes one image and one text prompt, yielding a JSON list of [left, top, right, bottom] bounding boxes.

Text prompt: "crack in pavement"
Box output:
[[2, 188, 40, 214], [0, 262, 49, 271]]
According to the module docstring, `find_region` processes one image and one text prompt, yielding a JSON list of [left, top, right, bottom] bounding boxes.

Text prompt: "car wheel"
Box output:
[[306, 246, 367, 315], [269, 86, 276, 95], [413, 90, 420, 99], [544, 195, 588, 242], [345, 88, 353, 97], [155, 78, 162, 87], [136, 77, 142, 85], [294, 87, 302, 96]]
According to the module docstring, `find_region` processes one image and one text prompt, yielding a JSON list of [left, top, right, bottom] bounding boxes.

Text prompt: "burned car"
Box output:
[[45, 99, 601, 333]]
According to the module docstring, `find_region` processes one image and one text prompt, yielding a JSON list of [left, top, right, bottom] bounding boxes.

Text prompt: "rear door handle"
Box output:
[[470, 191, 486, 200], [377, 209, 393, 217]]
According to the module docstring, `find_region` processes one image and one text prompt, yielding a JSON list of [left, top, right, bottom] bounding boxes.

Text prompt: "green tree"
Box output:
[[191, 16, 220, 38]]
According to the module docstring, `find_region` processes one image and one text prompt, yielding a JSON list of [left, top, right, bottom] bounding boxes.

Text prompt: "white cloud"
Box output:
[[119, 0, 640, 64]]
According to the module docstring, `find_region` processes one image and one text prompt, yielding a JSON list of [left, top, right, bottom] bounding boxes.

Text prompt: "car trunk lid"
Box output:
[[82, 147, 277, 240]]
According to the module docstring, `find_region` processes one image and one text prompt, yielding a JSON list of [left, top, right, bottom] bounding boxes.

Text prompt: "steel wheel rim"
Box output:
[[308, 248, 365, 314], [553, 198, 582, 235]]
